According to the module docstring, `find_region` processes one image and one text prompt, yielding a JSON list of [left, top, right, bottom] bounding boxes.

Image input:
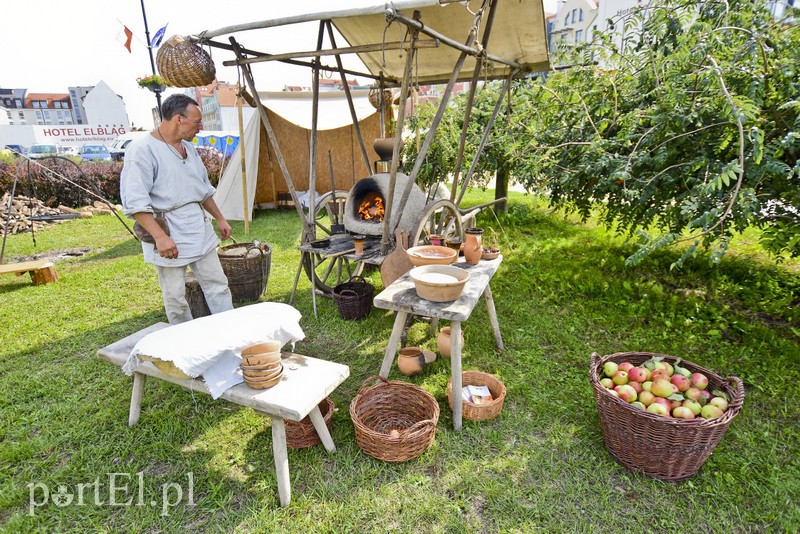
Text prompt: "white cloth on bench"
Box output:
[[122, 302, 305, 398]]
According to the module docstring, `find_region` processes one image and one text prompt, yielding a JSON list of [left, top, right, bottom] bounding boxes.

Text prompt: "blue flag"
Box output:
[[150, 24, 168, 48]]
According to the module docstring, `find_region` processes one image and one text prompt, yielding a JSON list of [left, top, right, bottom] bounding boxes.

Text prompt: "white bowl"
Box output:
[[409, 265, 470, 302]]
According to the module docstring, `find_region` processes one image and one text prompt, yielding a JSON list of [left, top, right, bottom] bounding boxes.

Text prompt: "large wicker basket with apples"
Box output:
[[590, 351, 744, 481]]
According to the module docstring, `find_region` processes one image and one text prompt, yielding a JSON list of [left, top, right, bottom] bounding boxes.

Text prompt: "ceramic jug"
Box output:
[[464, 227, 484, 265], [437, 326, 465, 358], [397, 347, 425, 376]]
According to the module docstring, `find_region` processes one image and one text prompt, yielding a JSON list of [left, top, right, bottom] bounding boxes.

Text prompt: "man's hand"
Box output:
[[156, 235, 179, 259], [217, 219, 232, 241]]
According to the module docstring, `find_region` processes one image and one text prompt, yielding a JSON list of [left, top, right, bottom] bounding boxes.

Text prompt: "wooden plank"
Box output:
[[97, 323, 350, 422], [372, 256, 502, 322], [0, 260, 53, 275]]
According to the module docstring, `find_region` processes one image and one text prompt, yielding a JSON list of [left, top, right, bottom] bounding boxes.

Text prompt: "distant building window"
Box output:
[[33, 101, 40, 108], [565, 13, 570, 25], [18, 112, 24, 120], [5, 111, 11, 120], [579, 8, 584, 22], [576, 30, 584, 43], [572, 9, 578, 23]]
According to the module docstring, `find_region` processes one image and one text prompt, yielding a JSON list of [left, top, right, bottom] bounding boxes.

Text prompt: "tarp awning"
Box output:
[[192, 0, 550, 84]]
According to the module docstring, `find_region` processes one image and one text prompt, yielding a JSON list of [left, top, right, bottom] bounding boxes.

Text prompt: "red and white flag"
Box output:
[[117, 24, 133, 53]]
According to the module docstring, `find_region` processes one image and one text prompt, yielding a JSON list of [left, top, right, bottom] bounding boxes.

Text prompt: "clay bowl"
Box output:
[[406, 245, 458, 266], [242, 341, 282, 356], [409, 265, 470, 302], [481, 248, 500, 260], [241, 350, 282, 367], [244, 368, 284, 389], [242, 363, 283, 381], [241, 359, 282, 372]]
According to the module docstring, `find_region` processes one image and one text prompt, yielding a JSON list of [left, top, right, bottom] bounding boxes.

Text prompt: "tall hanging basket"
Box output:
[[217, 241, 271, 302], [590, 351, 745, 481], [156, 35, 216, 87], [332, 276, 374, 320], [350, 376, 440, 462], [285, 397, 335, 449]]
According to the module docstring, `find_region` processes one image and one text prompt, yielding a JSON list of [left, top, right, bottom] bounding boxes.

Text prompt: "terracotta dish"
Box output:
[[409, 265, 470, 302], [406, 245, 458, 266]]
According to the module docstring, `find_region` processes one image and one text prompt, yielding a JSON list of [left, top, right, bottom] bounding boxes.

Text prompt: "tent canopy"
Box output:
[[192, 0, 550, 85]]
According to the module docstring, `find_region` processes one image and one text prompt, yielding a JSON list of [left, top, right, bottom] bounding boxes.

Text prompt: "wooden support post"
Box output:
[[30, 263, 59, 285], [271, 417, 291, 507]]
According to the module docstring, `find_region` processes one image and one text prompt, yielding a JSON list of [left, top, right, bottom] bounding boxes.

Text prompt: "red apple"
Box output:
[[603, 361, 619, 378], [700, 390, 713, 403], [647, 403, 670, 416], [627, 367, 648, 383], [691, 372, 709, 390], [684, 387, 702, 401], [670, 374, 691, 392], [612, 370, 629, 386], [600, 378, 615, 389], [651, 369, 670, 382], [672, 406, 695, 419], [606, 389, 620, 398], [619, 362, 634, 372], [615, 384, 638, 403], [629, 381, 643, 394], [638, 390, 655, 407], [652, 397, 672, 410], [669, 399, 683, 410]]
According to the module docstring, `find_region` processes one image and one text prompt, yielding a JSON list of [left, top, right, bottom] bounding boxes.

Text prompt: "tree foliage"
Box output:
[[404, 0, 800, 265]]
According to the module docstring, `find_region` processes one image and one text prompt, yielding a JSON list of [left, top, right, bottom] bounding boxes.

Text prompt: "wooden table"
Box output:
[[373, 256, 504, 431], [0, 259, 59, 285], [96, 323, 350, 507]]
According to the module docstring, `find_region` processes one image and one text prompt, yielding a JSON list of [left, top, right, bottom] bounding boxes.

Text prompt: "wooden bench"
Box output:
[[0, 260, 59, 285], [96, 323, 350, 507]]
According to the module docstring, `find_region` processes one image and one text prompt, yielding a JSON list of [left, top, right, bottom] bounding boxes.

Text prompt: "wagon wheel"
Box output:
[[411, 199, 464, 247], [302, 190, 364, 294]]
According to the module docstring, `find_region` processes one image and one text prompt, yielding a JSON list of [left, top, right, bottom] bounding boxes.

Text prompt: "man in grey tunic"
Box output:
[[121, 94, 233, 324]]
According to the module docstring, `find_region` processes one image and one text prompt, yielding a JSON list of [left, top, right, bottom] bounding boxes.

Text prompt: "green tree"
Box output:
[[511, 0, 800, 265]]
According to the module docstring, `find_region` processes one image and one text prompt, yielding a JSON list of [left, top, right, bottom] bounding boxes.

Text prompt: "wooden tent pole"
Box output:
[[449, 0, 499, 203], [306, 21, 325, 237], [236, 89, 250, 234], [325, 20, 371, 176], [380, 11, 420, 255], [230, 37, 304, 223]]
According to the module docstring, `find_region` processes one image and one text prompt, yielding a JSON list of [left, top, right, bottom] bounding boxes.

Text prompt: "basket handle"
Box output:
[[347, 275, 368, 284], [589, 352, 603, 382], [356, 375, 389, 397], [723, 376, 745, 409], [339, 289, 359, 298], [398, 418, 436, 440]]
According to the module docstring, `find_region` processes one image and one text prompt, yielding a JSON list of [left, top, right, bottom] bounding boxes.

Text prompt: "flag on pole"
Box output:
[[151, 24, 168, 48], [118, 25, 133, 53]]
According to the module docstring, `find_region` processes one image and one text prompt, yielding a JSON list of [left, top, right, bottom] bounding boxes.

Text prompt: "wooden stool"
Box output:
[[0, 260, 59, 285]]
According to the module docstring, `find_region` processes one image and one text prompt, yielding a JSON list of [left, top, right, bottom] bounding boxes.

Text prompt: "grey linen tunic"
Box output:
[[120, 134, 219, 267]]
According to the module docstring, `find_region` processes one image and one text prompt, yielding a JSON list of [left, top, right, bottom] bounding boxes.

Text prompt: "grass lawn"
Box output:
[[1, 189, 798, 532]]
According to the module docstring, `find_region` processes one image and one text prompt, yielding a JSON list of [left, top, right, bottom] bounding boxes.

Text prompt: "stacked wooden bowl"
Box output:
[[241, 341, 284, 389]]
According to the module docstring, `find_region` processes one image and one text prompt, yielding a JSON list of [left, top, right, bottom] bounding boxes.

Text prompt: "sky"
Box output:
[[1, 0, 555, 129]]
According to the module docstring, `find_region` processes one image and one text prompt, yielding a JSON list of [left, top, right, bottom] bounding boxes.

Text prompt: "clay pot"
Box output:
[[353, 234, 365, 255], [397, 347, 425, 376], [437, 326, 464, 359], [373, 137, 405, 161], [464, 227, 484, 265]]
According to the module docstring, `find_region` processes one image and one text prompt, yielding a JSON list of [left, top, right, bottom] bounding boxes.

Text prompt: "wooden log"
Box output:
[[30, 263, 59, 285]]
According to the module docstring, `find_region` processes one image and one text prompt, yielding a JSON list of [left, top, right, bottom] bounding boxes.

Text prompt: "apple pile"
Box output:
[[599, 357, 731, 419]]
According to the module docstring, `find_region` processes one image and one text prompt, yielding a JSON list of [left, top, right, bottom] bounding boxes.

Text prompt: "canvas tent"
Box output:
[[213, 90, 384, 221]]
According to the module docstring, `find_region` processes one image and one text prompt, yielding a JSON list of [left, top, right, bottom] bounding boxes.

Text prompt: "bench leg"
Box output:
[[129, 372, 146, 427], [271, 417, 291, 507], [450, 321, 463, 432], [483, 284, 504, 352], [379, 311, 408, 378], [308, 406, 336, 453]]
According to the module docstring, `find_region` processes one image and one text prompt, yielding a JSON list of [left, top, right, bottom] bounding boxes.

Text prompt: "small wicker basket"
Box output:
[[332, 276, 374, 320], [350, 375, 440, 462], [590, 351, 745, 481], [156, 35, 216, 88], [217, 241, 271, 302], [447, 371, 506, 421], [285, 397, 335, 449]]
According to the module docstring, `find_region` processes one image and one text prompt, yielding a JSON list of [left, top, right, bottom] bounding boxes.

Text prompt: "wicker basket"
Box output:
[[447, 371, 506, 421], [218, 241, 271, 302], [332, 276, 374, 320], [285, 397, 335, 449], [590, 351, 745, 481], [156, 35, 216, 87], [350, 375, 440, 462]]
